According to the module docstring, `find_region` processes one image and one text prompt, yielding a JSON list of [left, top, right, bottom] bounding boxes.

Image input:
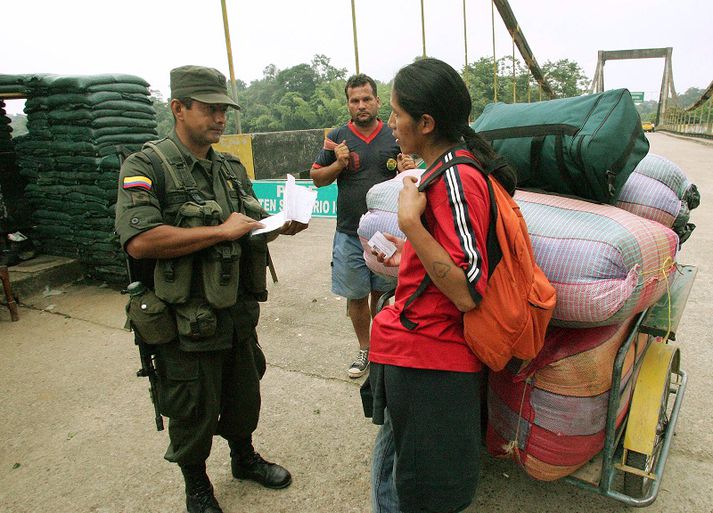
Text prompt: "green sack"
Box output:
[[471, 88, 649, 203]]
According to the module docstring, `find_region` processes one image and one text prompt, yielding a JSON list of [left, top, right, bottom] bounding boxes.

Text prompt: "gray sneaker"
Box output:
[[348, 349, 370, 378]]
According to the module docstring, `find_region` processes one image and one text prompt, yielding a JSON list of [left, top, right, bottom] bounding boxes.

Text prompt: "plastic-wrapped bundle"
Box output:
[[357, 168, 423, 279], [616, 153, 699, 244], [486, 319, 647, 480], [517, 190, 678, 327]]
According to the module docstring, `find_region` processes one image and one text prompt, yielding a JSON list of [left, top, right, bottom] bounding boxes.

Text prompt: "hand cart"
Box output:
[[375, 264, 697, 507], [564, 264, 697, 506]]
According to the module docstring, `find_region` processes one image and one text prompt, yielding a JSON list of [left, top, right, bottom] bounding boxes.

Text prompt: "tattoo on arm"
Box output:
[[432, 261, 451, 279]]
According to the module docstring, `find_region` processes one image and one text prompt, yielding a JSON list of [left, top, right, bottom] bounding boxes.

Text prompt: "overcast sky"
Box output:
[[2, 0, 711, 115]]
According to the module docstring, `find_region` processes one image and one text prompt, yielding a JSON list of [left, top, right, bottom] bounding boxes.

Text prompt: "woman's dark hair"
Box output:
[[393, 58, 516, 195]]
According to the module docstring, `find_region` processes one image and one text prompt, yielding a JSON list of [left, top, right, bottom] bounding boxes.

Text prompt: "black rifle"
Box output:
[[124, 271, 164, 432], [134, 325, 164, 431], [117, 146, 164, 431]]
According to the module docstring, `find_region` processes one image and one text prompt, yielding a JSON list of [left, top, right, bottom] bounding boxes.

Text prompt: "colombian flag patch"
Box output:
[[123, 176, 153, 190]]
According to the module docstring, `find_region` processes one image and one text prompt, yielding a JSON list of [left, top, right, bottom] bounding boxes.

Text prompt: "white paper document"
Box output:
[[251, 174, 318, 236], [282, 174, 318, 224], [251, 211, 286, 236]]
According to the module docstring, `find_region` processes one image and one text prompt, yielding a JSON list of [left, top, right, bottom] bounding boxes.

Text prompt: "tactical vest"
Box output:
[[141, 138, 268, 339]]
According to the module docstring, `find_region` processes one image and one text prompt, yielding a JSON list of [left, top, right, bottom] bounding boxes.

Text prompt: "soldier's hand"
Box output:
[[279, 220, 309, 236], [220, 212, 264, 240], [335, 140, 350, 170]]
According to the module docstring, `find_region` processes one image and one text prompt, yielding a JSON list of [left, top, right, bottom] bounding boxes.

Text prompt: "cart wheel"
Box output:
[[623, 371, 672, 498]]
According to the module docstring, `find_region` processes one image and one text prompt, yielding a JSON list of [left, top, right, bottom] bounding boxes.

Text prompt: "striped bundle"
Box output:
[[517, 190, 678, 328], [616, 153, 699, 244], [357, 168, 423, 280], [486, 320, 648, 480]]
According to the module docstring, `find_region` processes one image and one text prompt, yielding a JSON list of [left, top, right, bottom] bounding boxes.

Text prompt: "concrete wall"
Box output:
[[214, 128, 325, 180]]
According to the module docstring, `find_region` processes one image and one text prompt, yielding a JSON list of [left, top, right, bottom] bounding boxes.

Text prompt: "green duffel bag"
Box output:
[[471, 89, 649, 203]]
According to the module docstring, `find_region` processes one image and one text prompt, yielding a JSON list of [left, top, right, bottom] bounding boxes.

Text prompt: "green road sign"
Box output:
[[252, 179, 337, 218], [630, 91, 645, 102]]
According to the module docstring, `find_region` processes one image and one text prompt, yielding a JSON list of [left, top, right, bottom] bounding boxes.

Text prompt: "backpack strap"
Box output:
[[143, 139, 206, 205], [142, 145, 167, 206], [399, 155, 502, 330]]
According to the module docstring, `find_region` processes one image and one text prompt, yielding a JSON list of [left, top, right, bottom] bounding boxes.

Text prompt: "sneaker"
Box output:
[[348, 349, 370, 378], [232, 451, 292, 489]]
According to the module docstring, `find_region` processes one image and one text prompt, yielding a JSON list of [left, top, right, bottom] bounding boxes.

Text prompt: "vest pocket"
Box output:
[[154, 255, 193, 304], [241, 235, 268, 302], [175, 299, 217, 340], [155, 200, 225, 305], [125, 289, 177, 344], [202, 241, 241, 309]]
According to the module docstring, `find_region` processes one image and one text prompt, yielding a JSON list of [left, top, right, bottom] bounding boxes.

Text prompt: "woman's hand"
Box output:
[[372, 232, 405, 268], [397, 175, 426, 236]]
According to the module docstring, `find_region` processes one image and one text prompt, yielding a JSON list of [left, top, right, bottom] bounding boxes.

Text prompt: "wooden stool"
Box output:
[[0, 265, 19, 321]]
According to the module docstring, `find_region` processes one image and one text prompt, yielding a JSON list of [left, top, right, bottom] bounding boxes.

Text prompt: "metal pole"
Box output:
[[491, 0, 497, 102], [512, 37, 516, 102], [220, 0, 241, 134], [420, 0, 427, 58], [463, 0, 468, 69], [351, 0, 360, 73]]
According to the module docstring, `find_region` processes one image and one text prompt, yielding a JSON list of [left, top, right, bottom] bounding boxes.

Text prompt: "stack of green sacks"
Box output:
[[14, 74, 158, 282], [0, 100, 14, 156], [0, 99, 19, 232]]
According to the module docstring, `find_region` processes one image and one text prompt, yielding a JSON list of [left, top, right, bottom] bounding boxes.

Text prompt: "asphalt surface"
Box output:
[[0, 132, 711, 513]]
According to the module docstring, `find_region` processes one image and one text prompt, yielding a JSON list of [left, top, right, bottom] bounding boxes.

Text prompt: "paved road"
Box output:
[[0, 133, 711, 513]]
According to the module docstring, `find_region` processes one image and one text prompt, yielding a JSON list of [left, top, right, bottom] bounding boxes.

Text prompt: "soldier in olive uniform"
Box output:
[[115, 65, 306, 513]]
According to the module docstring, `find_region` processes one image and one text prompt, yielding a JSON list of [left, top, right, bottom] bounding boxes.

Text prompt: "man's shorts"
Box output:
[[331, 231, 395, 300]]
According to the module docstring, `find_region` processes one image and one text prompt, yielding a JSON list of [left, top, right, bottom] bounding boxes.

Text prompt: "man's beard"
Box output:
[[352, 112, 376, 127]]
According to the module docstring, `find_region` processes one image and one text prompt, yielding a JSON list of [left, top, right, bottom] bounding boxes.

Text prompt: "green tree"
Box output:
[[150, 89, 173, 139], [311, 54, 347, 82], [463, 57, 499, 119], [542, 59, 589, 98], [311, 80, 348, 128], [274, 91, 318, 130], [276, 64, 318, 99]]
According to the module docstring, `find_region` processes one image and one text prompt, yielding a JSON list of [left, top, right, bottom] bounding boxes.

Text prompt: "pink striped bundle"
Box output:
[[517, 190, 678, 327], [486, 319, 647, 481], [616, 153, 699, 244]]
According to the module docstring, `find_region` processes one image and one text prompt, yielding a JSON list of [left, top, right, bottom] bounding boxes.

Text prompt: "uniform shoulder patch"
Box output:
[[123, 175, 153, 190]]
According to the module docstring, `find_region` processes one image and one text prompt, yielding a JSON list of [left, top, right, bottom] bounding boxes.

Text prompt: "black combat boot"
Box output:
[[180, 463, 223, 513], [229, 439, 292, 489]]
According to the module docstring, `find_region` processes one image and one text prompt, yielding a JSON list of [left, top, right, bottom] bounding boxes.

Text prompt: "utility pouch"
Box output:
[[202, 241, 241, 309], [175, 299, 217, 340], [241, 235, 269, 302], [242, 194, 265, 220], [154, 200, 224, 304], [125, 288, 177, 344]]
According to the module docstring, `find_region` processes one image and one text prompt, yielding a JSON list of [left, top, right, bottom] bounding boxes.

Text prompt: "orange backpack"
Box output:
[[400, 156, 556, 371]]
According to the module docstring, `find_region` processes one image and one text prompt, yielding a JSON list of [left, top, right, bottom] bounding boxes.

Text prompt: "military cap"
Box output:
[[170, 65, 240, 109]]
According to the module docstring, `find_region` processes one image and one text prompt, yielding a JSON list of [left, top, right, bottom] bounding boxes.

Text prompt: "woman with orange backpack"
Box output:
[[365, 58, 517, 513]]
